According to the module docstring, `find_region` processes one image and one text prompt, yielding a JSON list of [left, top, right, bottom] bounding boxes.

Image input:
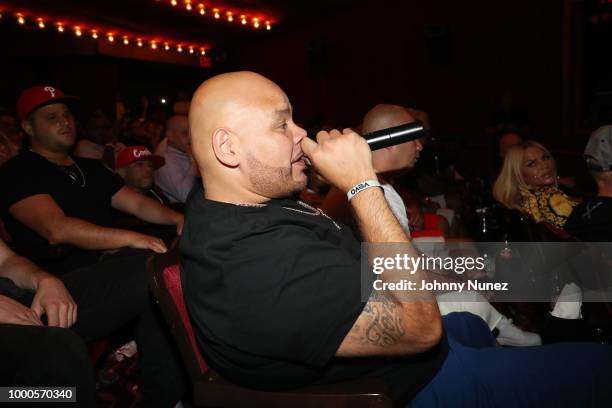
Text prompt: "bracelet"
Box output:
[[346, 180, 382, 201]]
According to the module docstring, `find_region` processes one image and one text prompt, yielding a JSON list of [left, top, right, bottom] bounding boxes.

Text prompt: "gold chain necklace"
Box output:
[[230, 200, 342, 230], [281, 201, 342, 230]]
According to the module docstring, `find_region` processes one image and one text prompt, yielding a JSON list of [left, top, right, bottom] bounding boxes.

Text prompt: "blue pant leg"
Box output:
[[442, 312, 497, 348], [411, 313, 612, 408]]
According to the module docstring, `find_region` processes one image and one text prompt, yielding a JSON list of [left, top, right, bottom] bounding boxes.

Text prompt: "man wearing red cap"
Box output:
[[0, 85, 187, 407], [116, 145, 167, 202], [1, 85, 183, 272]]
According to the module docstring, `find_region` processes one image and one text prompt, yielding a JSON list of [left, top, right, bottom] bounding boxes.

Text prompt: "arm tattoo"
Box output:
[[357, 290, 405, 347]]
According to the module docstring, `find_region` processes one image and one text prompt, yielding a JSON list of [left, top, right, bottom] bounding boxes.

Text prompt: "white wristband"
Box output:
[[346, 180, 382, 201]]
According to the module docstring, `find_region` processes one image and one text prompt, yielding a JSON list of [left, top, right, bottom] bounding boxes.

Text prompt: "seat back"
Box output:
[[147, 244, 208, 383], [147, 242, 394, 408]]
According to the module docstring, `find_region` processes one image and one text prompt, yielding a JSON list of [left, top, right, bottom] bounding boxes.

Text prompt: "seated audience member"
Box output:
[[181, 71, 612, 407], [0, 234, 186, 407], [120, 116, 150, 148], [74, 109, 125, 166], [0, 130, 17, 166], [566, 125, 612, 241], [114, 146, 178, 235], [0, 85, 183, 273], [115, 145, 169, 205], [0, 86, 187, 406], [0, 239, 95, 407], [497, 130, 523, 160], [493, 140, 579, 228], [323, 104, 539, 347], [0, 109, 24, 152], [155, 115, 198, 205]]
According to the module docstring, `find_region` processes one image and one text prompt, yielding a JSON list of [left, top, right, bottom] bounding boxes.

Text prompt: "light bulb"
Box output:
[[75, 26, 82, 36], [57, 23, 64, 32], [240, 15, 247, 25], [38, 19, 45, 28], [107, 33, 114, 42], [92, 30, 98, 39], [123, 36, 129, 45], [17, 15, 25, 25]]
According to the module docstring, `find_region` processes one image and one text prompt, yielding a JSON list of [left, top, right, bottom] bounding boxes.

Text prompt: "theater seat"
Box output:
[[147, 242, 393, 408]]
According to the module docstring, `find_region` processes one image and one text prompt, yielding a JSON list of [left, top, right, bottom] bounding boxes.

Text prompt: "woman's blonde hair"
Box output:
[[492, 140, 557, 210]]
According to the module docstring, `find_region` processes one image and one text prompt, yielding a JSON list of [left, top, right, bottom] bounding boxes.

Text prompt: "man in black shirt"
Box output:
[[0, 86, 183, 273], [0, 239, 96, 406], [182, 72, 612, 407], [566, 125, 612, 241]]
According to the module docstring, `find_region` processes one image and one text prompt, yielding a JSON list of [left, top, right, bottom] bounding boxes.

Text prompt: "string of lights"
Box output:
[[0, 6, 209, 56], [157, 0, 273, 30]]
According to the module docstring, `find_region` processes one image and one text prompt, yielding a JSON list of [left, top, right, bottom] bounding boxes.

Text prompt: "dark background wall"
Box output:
[[228, 0, 566, 149], [2, 0, 608, 162]]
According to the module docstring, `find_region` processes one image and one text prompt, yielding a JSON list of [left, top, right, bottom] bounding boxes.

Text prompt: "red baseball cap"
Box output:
[[16, 85, 78, 121], [116, 146, 165, 170]]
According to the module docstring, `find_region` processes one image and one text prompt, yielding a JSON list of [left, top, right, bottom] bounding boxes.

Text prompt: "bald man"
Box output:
[[181, 72, 612, 407], [155, 115, 198, 204], [182, 72, 444, 405]]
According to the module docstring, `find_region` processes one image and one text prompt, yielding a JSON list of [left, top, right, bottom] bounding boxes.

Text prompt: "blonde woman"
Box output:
[[493, 140, 579, 228]]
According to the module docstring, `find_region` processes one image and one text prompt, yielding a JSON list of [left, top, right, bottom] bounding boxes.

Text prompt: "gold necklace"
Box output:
[[230, 200, 342, 230], [282, 201, 342, 230]]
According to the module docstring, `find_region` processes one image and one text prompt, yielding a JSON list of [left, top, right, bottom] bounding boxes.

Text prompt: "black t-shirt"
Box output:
[[565, 197, 612, 242], [181, 187, 448, 406], [0, 151, 124, 271]]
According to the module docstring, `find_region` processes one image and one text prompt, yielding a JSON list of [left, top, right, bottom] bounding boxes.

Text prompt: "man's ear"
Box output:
[[21, 119, 34, 138], [211, 128, 239, 167]]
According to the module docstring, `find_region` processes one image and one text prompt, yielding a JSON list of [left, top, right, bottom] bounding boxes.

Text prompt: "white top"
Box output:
[[381, 183, 411, 236], [154, 146, 198, 203]]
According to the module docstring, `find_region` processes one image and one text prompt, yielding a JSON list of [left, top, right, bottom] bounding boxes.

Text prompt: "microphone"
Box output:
[[362, 121, 426, 150]]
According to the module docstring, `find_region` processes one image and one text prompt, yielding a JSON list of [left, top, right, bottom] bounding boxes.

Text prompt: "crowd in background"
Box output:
[[0, 81, 611, 406]]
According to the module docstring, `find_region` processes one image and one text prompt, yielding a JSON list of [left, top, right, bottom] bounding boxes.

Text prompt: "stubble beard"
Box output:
[[246, 153, 306, 198]]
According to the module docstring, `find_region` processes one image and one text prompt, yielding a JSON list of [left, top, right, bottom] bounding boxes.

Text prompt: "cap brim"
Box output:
[[26, 96, 79, 119]]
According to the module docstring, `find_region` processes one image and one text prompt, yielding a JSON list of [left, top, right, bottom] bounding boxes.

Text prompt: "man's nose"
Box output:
[[293, 124, 307, 143], [62, 116, 74, 128]]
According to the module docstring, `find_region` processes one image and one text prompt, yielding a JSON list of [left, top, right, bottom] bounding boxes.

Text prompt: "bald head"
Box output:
[[189, 71, 308, 203], [362, 104, 422, 175], [362, 104, 415, 134], [190, 72, 283, 165]]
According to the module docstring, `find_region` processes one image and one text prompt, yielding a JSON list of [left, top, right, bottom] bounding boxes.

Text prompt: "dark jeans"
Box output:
[[411, 312, 612, 407], [0, 324, 96, 408], [0, 249, 187, 408]]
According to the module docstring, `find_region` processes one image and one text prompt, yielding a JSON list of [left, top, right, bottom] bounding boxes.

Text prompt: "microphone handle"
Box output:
[[363, 121, 426, 150]]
